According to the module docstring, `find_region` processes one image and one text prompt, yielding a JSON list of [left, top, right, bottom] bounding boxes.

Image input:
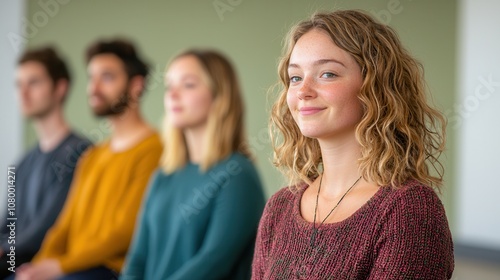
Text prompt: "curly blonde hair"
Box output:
[[270, 10, 446, 189]]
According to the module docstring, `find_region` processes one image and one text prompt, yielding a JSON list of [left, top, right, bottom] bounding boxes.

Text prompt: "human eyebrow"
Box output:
[[313, 59, 346, 68], [288, 58, 346, 69], [181, 74, 199, 81]]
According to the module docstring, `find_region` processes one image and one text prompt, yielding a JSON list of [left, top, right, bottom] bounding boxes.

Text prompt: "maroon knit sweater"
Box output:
[[252, 179, 454, 279]]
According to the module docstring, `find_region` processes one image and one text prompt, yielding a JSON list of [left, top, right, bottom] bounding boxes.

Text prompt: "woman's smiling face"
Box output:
[[286, 28, 364, 141]]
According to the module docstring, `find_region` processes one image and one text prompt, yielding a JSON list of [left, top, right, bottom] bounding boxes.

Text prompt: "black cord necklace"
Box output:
[[310, 174, 362, 247]]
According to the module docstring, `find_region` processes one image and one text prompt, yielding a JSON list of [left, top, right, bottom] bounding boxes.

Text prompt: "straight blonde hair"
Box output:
[[161, 50, 252, 174]]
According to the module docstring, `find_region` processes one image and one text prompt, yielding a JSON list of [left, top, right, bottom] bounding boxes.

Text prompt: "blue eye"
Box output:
[[290, 76, 302, 83], [321, 72, 337, 78]]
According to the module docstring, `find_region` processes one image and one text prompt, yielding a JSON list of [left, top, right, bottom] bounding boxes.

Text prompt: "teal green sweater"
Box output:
[[122, 153, 266, 280]]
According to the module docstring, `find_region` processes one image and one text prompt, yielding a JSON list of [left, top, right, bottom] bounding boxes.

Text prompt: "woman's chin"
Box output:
[[299, 129, 321, 139]]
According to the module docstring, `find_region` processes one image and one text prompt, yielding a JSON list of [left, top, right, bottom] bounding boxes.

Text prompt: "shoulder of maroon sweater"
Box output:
[[372, 179, 454, 277], [259, 186, 299, 228], [376, 179, 448, 225], [264, 185, 298, 212]]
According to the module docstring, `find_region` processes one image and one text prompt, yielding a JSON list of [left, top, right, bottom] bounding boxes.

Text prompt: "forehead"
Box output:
[[289, 29, 352, 66], [87, 53, 126, 73], [17, 61, 49, 77], [166, 55, 206, 80]]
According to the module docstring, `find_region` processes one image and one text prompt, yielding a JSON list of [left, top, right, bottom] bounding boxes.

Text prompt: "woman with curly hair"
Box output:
[[252, 10, 454, 279]]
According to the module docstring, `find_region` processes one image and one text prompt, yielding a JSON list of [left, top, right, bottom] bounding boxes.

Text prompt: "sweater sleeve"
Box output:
[[120, 171, 160, 280], [54, 151, 159, 274], [251, 195, 274, 280], [368, 185, 454, 280], [167, 162, 265, 280], [1, 151, 34, 248]]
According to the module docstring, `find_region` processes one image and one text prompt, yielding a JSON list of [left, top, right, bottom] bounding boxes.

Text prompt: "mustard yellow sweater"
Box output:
[[33, 133, 162, 274]]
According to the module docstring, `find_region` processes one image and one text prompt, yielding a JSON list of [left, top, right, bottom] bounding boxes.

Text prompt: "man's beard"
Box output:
[[92, 90, 131, 117]]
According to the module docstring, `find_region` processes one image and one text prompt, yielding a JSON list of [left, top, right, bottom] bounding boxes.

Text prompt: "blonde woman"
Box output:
[[252, 10, 454, 279], [122, 50, 266, 280]]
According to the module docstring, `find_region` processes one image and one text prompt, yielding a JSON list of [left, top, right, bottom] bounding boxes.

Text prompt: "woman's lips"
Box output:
[[170, 107, 183, 113], [299, 107, 326, 116]]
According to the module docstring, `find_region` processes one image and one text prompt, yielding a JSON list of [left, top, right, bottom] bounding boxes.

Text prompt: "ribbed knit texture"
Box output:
[[252, 179, 454, 279]]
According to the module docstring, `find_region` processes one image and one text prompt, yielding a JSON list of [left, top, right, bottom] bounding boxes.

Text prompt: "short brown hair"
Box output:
[[85, 38, 149, 79], [18, 46, 71, 86]]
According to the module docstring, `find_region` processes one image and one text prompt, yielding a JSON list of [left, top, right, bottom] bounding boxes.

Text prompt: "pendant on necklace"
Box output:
[[310, 228, 318, 247]]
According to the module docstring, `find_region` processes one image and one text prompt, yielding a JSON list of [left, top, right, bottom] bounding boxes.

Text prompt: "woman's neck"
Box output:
[[184, 124, 207, 164], [318, 132, 363, 198]]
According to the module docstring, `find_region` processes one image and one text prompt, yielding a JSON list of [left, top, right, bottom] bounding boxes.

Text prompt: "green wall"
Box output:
[[25, 0, 456, 228]]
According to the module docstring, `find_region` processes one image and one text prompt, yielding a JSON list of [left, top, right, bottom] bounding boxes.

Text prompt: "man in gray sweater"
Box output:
[[0, 47, 91, 278]]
